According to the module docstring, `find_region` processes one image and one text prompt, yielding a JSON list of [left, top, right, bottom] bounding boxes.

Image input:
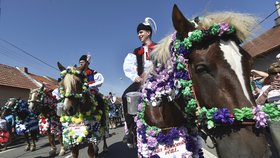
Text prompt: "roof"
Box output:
[[28, 73, 58, 90], [243, 25, 280, 57], [0, 64, 38, 90]]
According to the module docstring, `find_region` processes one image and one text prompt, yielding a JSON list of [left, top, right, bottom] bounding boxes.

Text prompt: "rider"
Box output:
[[122, 17, 157, 147], [79, 54, 104, 93], [79, 54, 106, 126]]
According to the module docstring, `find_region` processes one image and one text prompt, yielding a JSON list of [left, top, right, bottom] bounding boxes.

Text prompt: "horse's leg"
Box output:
[[58, 134, 65, 156], [71, 146, 79, 158], [48, 133, 56, 156], [88, 143, 98, 158], [103, 134, 108, 152], [30, 131, 37, 151], [24, 133, 31, 151]]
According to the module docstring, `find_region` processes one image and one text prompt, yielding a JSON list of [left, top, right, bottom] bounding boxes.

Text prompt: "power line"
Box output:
[[250, 8, 279, 32], [0, 38, 59, 71]]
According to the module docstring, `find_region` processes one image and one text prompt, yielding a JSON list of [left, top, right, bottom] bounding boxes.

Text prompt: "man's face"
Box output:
[[79, 60, 88, 70], [138, 30, 151, 43]]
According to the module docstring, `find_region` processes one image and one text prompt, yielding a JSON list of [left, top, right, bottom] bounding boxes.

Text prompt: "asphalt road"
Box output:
[[0, 122, 217, 158]]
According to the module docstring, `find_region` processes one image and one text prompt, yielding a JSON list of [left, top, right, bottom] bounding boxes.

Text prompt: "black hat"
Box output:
[[137, 23, 152, 33], [136, 17, 157, 33], [79, 55, 87, 62]]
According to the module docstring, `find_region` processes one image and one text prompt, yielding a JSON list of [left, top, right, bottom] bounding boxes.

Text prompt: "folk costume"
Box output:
[[122, 17, 157, 146]]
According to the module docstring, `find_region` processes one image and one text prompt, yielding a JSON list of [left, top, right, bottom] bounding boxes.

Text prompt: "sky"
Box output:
[[0, 0, 278, 96]]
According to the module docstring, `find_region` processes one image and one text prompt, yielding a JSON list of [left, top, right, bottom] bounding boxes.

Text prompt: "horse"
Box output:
[[2, 98, 39, 152], [57, 63, 108, 158], [28, 85, 65, 156], [108, 96, 122, 129], [136, 4, 279, 158]]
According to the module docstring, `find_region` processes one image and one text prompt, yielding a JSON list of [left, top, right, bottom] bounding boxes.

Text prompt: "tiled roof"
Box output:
[[28, 73, 58, 90], [243, 25, 280, 57], [0, 64, 38, 90]]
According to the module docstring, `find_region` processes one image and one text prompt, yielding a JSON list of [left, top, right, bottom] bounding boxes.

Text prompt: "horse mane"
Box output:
[[152, 11, 258, 64], [63, 66, 79, 94]]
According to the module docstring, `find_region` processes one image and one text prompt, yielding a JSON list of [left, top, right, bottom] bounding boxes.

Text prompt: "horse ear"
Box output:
[[40, 84, 45, 91], [172, 4, 195, 37], [57, 62, 66, 72]]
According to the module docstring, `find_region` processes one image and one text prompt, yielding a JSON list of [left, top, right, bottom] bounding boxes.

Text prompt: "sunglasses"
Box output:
[[270, 72, 280, 75]]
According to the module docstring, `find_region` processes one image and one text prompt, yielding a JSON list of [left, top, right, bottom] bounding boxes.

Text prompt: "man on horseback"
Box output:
[[79, 54, 104, 93], [79, 54, 109, 154], [122, 17, 157, 147]]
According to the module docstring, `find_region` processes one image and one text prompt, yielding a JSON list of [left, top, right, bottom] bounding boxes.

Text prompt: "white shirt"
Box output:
[[88, 72, 104, 92], [123, 46, 153, 82], [258, 85, 280, 104], [52, 88, 61, 100]]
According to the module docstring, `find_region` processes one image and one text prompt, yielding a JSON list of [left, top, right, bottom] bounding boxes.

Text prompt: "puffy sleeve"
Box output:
[[52, 88, 61, 100], [89, 72, 104, 88], [123, 53, 138, 82]]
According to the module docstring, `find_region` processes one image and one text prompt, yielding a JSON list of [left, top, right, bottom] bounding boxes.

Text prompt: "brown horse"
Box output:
[[139, 4, 278, 158], [28, 85, 65, 156], [57, 63, 108, 158]]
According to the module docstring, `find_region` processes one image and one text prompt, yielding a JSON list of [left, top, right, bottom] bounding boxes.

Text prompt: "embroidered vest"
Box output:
[[133, 43, 156, 76], [85, 69, 97, 84]]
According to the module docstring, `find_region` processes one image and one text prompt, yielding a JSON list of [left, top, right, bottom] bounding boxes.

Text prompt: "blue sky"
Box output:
[[0, 0, 278, 96]]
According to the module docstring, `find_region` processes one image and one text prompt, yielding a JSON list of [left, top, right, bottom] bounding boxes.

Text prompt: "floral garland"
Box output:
[[198, 104, 280, 129], [59, 71, 103, 147], [60, 108, 103, 147], [59, 67, 88, 99]]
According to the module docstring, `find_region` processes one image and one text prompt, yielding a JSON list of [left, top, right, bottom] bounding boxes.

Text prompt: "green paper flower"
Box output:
[[189, 30, 203, 42], [182, 38, 192, 49], [209, 23, 220, 35]]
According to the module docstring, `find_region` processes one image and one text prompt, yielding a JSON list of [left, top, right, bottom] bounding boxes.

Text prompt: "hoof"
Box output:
[[58, 149, 65, 156], [30, 146, 36, 152], [127, 143, 134, 149], [25, 145, 30, 151], [49, 149, 56, 157]]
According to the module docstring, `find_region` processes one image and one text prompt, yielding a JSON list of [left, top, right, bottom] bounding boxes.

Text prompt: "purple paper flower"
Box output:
[[147, 136, 158, 148], [253, 105, 268, 128], [213, 108, 234, 124], [219, 22, 230, 36]]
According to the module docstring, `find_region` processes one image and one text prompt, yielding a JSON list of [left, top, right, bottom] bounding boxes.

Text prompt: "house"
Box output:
[[243, 1, 280, 71], [0, 64, 38, 106], [0, 64, 59, 107]]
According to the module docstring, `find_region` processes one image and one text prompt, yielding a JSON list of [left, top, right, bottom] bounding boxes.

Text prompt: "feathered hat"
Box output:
[[137, 17, 157, 34], [79, 53, 92, 63]]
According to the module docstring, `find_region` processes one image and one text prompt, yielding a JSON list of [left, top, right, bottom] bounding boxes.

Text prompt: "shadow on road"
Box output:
[[98, 142, 137, 158]]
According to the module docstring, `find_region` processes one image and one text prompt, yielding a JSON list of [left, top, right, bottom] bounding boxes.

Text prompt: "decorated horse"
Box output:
[[28, 85, 65, 156], [2, 98, 39, 152], [57, 63, 108, 158], [135, 5, 280, 158]]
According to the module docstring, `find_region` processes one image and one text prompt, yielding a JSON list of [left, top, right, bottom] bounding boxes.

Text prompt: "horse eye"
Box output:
[[195, 64, 209, 74]]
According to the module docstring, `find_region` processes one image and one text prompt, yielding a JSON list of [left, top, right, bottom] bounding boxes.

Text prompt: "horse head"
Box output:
[[28, 85, 45, 112], [2, 98, 17, 117], [172, 5, 256, 110], [57, 62, 91, 116]]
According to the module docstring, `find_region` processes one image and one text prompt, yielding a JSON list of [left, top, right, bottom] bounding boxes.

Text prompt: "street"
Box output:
[[0, 123, 217, 158]]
